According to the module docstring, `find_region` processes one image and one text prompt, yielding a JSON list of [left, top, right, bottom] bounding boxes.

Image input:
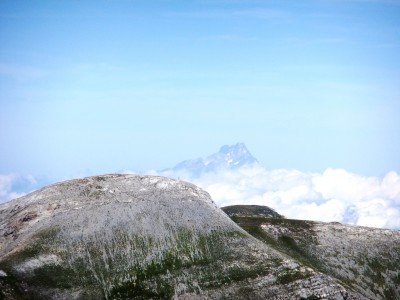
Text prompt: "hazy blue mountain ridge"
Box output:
[[170, 143, 259, 176]]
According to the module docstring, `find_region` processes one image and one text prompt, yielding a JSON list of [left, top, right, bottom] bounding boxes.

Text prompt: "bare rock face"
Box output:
[[222, 205, 284, 219], [224, 205, 400, 300], [0, 175, 359, 299]]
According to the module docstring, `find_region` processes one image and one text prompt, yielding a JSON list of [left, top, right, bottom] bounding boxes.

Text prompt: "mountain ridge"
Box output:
[[222, 205, 284, 219], [0, 174, 364, 299], [168, 143, 259, 176], [223, 204, 400, 299]]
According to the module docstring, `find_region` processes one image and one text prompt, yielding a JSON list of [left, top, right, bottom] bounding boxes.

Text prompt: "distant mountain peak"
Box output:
[[171, 142, 259, 175], [219, 142, 247, 154]]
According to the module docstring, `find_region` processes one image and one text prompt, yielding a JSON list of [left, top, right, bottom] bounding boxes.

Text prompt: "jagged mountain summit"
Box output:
[[170, 143, 258, 175], [0, 174, 360, 299]]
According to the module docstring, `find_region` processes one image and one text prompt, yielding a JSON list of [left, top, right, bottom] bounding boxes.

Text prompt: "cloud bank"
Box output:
[[2, 167, 399, 230], [0, 174, 39, 203], [159, 166, 400, 230]]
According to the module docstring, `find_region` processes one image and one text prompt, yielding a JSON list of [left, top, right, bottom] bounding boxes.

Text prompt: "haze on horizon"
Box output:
[[1, 1, 399, 201]]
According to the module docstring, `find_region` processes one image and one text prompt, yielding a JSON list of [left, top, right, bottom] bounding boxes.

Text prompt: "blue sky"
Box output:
[[1, 0, 399, 180]]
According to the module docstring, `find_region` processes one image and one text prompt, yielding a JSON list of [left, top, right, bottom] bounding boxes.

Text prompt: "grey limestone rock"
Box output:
[[225, 205, 400, 300], [0, 175, 360, 299]]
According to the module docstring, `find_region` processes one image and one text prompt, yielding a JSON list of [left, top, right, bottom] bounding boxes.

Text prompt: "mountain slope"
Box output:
[[222, 205, 284, 219], [223, 205, 400, 300], [0, 175, 358, 299], [170, 143, 258, 175]]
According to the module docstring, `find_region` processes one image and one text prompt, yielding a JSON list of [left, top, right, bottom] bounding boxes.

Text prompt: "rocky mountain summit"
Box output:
[[170, 143, 258, 175], [0, 175, 363, 299]]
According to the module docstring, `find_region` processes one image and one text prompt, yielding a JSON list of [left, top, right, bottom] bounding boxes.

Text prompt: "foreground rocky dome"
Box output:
[[0, 174, 359, 299], [223, 205, 400, 299]]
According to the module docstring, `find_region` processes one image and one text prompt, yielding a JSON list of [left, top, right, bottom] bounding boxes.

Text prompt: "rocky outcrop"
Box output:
[[224, 205, 400, 300], [222, 205, 284, 219], [0, 175, 360, 299]]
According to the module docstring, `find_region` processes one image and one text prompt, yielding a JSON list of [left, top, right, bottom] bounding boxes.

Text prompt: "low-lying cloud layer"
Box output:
[[160, 165, 400, 230], [2, 167, 399, 230], [0, 174, 39, 203]]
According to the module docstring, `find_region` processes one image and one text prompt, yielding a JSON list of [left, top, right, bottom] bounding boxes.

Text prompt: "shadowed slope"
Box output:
[[222, 205, 284, 219]]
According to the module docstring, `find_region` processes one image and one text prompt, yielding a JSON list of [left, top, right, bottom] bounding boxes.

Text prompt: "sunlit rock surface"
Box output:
[[1, 175, 361, 299], [224, 205, 400, 300]]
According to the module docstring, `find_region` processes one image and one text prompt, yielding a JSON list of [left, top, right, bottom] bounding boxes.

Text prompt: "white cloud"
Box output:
[[0, 174, 14, 199], [3, 168, 399, 230], [312, 168, 381, 202], [0, 174, 38, 203], [381, 171, 400, 200], [0, 174, 21, 203], [157, 166, 400, 230]]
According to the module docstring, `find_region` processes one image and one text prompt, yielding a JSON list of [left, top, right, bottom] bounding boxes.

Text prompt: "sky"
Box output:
[[1, 1, 399, 193]]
